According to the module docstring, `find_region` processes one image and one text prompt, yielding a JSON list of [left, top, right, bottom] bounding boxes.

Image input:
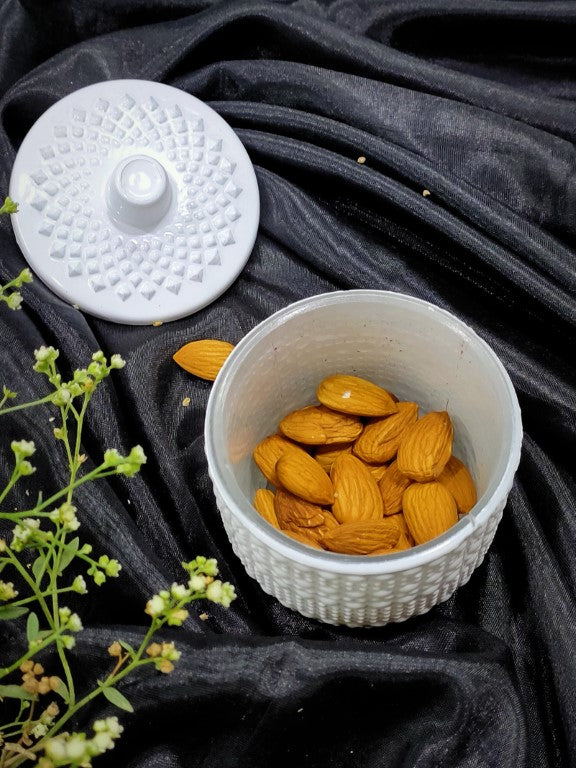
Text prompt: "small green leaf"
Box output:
[[54, 679, 70, 704], [58, 537, 80, 573], [0, 605, 29, 620], [26, 612, 39, 644], [102, 685, 134, 713], [32, 555, 45, 582], [119, 640, 136, 656], [0, 684, 35, 701]]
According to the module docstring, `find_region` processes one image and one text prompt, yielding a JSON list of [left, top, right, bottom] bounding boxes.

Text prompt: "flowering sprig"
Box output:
[[0, 198, 236, 766]]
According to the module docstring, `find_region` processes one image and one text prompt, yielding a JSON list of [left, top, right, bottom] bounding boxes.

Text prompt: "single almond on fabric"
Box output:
[[402, 481, 458, 545], [279, 405, 363, 445], [322, 520, 400, 554], [253, 434, 306, 487], [314, 442, 354, 472], [396, 411, 453, 482], [173, 339, 234, 381], [378, 460, 413, 516], [253, 489, 280, 529], [330, 453, 384, 524], [316, 374, 398, 417], [274, 489, 326, 529], [276, 451, 335, 506], [282, 529, 322, 549], [437, 455, 477, 514], [353, 402, 419, 464]]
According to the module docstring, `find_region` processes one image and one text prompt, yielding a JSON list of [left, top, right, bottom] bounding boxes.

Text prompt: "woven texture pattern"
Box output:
[[215, 487, 507, 626]]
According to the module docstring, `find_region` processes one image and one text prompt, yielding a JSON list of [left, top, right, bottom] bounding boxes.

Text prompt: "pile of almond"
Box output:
[[252, 374, 477, 555]]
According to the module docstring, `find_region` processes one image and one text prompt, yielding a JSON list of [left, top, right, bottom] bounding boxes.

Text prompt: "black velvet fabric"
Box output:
[[1, 1, 575, 766]]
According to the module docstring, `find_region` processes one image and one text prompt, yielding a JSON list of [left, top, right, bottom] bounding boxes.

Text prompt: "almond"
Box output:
[[283, 510, 339, 546], [353, 402, 419, 464], [330, 453, 384, 524], [437, 456, 477, 514], [322, 520, 400, 554], [279, 405, 363, 445], [282, 529, 322, 549], [253, 489, 280, 529], [314, 442, 354, 472], [366, 463, 389, 483], [276, 451, 335, 505], [385, 512, 412, 538], [316, 374, 398, 417], [274, 489, 326, 529], [253, 434, 305, 487], [368, 532, 413, 555], [173, 339, 234, 381], [402, 481, 458, 545], [396, 411, 453, 482], [378, 460, 413, 516]]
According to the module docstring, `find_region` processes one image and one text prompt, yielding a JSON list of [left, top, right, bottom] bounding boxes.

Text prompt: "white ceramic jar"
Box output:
[[205, 291, 523, 627]]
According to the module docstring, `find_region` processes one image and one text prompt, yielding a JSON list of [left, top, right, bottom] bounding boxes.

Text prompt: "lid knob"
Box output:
[[107, 154, 172, 229]]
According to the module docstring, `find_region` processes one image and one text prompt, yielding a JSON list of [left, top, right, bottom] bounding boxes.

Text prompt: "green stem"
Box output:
[[5, 585, 77, 609], [0, 394, 55, 417], [44, 655, 158, 742], [3, 548, 55, 632], [0, 702, 32, 734], [0, 630, 59, 679], [0, 466, 121, 521], [0, 467, 19, 506], [67, 394, 90, 505], [50, 528, 75, 707]]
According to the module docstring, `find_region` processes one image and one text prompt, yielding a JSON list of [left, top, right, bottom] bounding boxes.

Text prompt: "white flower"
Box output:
[[206, 580, 223, 603], [6, 292, 22, 310], [67, 613, 83, 633], [34, 346, 58, 363], [65, 734, 87, 762], [11, 439, 35, 458], [0, 581, 18, 601], [188, 574, 207, 592], [45, 737, 67, 761], [145, 594, 166, 618], [170, 582, 189, 600], [72, 575, 87, 594], [11, 518, 40, 551]]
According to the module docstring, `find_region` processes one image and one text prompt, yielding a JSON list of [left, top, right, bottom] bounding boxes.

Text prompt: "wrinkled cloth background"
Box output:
[[1, 0, 575, 766]]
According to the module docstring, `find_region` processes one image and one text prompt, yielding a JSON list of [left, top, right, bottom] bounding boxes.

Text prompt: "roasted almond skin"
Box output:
[[173, 339, 234, 381], [366, 463, 389, 483], [353, 402, 419, 464], [274, 489, 326, 529], [437, 456, 477, 514], [330, 453, 384, 524], [282, 529, 323, 549], [317, 374, 398, 417], [378, 460, 414, 516], [253, 489, 280, 529], [322, 520, 400, 554], [283, 510, 340, 546], [279, 405, 363, 445], [253, 434, 306, 487], [276, 451, 335, 505], [314, 442, 354, 472], [402, 481, 458, 545], [396, 411, 453, 482]]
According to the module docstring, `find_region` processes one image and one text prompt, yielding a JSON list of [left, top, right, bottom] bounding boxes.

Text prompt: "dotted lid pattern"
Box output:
[[9, 80, 260, 324]]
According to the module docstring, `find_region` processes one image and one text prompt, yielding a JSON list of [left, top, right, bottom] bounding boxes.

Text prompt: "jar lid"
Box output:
[[9, 80, 259, 324]]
